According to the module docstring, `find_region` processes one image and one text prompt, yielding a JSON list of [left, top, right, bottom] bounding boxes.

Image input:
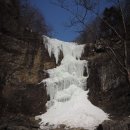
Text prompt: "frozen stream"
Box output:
[[35, 36, 108, 130]]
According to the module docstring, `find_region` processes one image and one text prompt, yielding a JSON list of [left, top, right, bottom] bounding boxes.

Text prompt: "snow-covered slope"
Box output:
[[36, 36, 108, 130]]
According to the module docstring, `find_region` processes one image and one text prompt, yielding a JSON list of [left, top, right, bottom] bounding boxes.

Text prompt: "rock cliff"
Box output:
[[0, 34, 130, 130], [0, 34, 56, 129]]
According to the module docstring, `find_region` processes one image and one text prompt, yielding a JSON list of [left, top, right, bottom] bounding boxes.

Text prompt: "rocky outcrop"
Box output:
[[87, 53, 130, 117], [0, 34, 130, 130], [0, 34, 57, 129], [84, 50, 130, 130]]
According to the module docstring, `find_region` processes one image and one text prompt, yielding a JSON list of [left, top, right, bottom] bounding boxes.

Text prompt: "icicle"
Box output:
[[41, 36, 89, 104], [43, 36, 85, 64]]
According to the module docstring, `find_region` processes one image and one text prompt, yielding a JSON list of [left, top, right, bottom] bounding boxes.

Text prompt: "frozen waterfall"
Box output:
[[36, 36, 108, 130]]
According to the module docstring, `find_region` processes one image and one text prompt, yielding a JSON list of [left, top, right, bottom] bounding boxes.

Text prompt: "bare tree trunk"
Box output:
[[118, 0, 130, 85]]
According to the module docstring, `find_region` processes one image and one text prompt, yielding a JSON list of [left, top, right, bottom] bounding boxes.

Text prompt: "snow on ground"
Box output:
[[36, 36, 108, 130]]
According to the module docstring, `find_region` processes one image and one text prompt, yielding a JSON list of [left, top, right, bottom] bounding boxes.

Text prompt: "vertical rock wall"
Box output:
[[0, 34, 56, 116], [87, 53, 130, 117]]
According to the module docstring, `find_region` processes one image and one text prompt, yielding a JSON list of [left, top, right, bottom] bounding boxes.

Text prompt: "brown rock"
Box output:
[[0, 34, 56, 116], [86, 53, 130, 117]]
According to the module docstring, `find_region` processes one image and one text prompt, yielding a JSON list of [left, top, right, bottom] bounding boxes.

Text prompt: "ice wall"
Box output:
[[36, 36, 108, 130]]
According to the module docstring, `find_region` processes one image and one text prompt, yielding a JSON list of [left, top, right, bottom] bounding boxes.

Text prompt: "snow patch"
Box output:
[[36, 85, 107, 130]]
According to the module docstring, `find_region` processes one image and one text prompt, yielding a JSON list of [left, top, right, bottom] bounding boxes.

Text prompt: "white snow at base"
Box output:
[[36, 36, 108, 130]]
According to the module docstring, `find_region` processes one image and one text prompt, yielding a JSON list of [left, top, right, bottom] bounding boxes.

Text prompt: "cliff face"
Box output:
[[82, 40, 130, 129], [86, 52, 130, 130], [0, 34, 56, 116]]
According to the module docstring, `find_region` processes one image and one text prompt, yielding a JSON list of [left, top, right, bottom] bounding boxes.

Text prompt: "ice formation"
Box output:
[[43, 35, 85, 64], [36, 36, 108, 130]]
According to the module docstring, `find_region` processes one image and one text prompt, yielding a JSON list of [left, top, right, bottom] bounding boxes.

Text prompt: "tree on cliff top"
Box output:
[[0, 0, 50, 41]]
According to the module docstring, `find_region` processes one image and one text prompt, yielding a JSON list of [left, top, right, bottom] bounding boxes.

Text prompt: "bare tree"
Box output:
[[76, 17, 100, 44], [51, 0, 130, 85], [20, 0, 49, 35]]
